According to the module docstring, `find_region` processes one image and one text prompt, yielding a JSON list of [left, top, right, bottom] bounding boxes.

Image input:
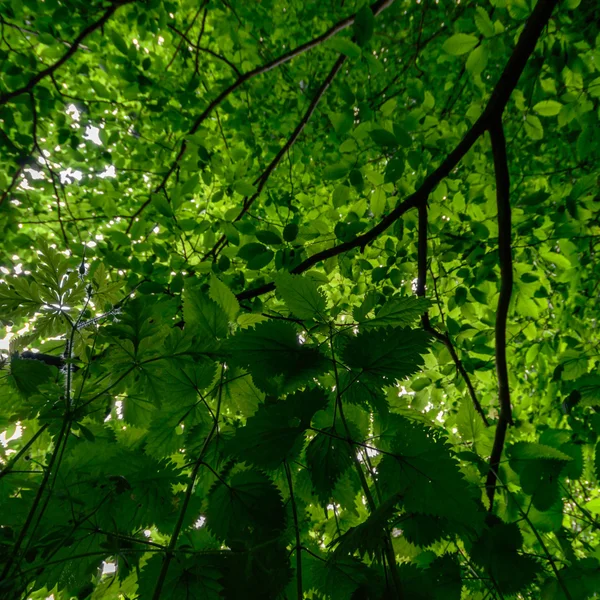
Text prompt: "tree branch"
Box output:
[[204, 53, 347, 260], [0, 1, 135, 106], [126, 0, 396, 230], [485, 117, 514, 509], [236, 0, 559, 302], [416, 204, 489, 426]]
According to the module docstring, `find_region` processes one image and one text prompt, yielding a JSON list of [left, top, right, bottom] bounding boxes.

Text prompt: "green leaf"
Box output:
[[274, 271, 327, 320], [342, 327, 431, 386], [369, 128, 397, 148], [455, 398, 484, 444], [234, 180, 257, 196], [90, 79, 110, 98], [533, 99, 563, 116], [183, 282, 229, 342], [329, 37, 362, 58], [255, 229, 283, 245], [442, 33, 479, 56], [226, 320, 329, 394], [384, 156, 405, 182], [228, 388, 328, 468], [306, 425, 355, 504], [359, 296, 430, 327], [332, 184, 350, 207], [508, 442, 573, 463], [354, 4, 375, 47], [474, 7, 495, 37], [206, 470, 286, 546], [525, 114, 544, 140], [466, 44, 488, 77], [283, 223, 299, 242], [324, 162, 350, 180], [209, 274, 239, 321]]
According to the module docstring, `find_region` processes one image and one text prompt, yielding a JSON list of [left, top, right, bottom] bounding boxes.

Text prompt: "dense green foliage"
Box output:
[[1, 0, 599, 598]]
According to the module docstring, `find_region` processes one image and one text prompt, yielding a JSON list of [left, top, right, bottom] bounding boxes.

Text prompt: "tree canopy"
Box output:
[[1, 0, 599, 598]]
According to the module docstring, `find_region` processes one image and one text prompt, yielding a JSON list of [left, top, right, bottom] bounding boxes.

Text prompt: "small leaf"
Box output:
[[274, 271, 327, 320], [524, 115, 544, 140], [466, 44, 488, 77], [354, 4, 375, 47], [442, 33, 479, 56], [209, 275, 239, 321], [234, 180, 257, 196], [369, 128, 397, 148], [384, 156, 405, 183], [324, 162, 350, 180], [90, 79, 110, 98], [283, 223, 299, 242], [255, 230, 283, 245], [533, 100, 563, 116], [329, 37, 362, 59], [110, 30, 130, 56], [474, 7, 495, 37]]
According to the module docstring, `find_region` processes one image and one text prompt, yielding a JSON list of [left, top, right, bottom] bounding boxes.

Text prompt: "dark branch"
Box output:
[[237, 0, 559, 302], [485, 116, 514, 509], [0, 1, 135, 106]]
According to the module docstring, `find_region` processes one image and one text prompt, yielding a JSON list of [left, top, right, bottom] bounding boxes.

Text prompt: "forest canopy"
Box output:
[[0, 0, 599, 598]]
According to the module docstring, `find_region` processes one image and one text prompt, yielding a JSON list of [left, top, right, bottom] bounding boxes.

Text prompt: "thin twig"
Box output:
[[151, 364, 224, 600], [416, 204, 489, 426], [284, 461, 303, 600]]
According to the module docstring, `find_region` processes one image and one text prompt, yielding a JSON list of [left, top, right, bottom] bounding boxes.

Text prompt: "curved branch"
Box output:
[[236, 0, 559, 303], [0, 0, 135, 106], [416, 204, 489, 426], [485, 117, 514, 509]]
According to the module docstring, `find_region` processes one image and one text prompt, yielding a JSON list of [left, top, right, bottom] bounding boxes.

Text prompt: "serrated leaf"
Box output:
[[474, 7, 495, 37], [306, 425, 355, 504], [206, 470, 286, 546], [274, 271, 327, 320], [228, 388, 328, 468], [342, 327, 430, 386], [508, 442, 573, 462], [209, 275, 239, 321], [183, 282, 229, 342], [226, 320, 329, 395], [360, 296, 430, 327]]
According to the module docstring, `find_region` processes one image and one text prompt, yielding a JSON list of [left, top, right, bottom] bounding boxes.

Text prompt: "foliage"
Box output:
[[0, 0, 599, 598]]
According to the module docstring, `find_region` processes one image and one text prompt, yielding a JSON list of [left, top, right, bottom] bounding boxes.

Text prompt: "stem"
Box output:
[[284, 461, 303, 600], [0, 424, 48, 480], [0, 416, 70, 580], [416, 203, 489, 426], [328, 326, 403, 599], [151, 364, 225, 600]]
